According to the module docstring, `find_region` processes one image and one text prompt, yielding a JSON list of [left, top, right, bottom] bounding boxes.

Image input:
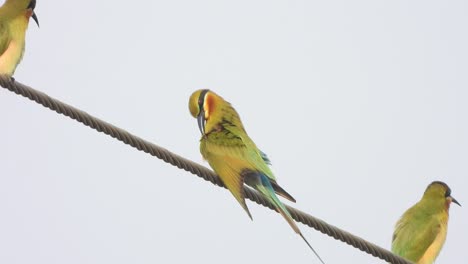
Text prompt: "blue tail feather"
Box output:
[[256, 174, 326, 264]]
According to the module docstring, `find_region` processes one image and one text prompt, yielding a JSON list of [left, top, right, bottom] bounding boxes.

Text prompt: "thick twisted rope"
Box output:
[[0, 75, 412, 264]]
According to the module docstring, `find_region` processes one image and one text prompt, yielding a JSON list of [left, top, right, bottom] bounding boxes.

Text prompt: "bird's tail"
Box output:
[[256, 174, 325, 264]]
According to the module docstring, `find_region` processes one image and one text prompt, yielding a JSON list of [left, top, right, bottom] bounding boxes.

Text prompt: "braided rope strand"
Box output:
[[0, 75, 412, 264]]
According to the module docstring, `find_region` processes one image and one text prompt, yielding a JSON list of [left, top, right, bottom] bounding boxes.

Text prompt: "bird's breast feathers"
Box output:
[[418, 221, 447, 264]]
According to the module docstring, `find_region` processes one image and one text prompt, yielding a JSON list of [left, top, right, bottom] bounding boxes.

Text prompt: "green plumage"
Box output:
[[0, 0, 38, 76], [391, 181, 459, 264], [0, 22, 11, 56], [189, 89, 324, 264]]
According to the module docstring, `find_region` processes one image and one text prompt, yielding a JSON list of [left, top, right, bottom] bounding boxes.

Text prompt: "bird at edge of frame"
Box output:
[[0, 0, 39, 79], [392, 181, 461, 264], [189, 89, 325, 264]]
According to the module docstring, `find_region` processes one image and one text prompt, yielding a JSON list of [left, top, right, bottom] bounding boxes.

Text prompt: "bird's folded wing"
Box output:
[[206, 127, 297, 204], [0, 23, 11, 56], [393, 214, 441, 262]]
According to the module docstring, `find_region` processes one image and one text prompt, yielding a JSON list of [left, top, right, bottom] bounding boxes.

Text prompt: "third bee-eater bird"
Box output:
[[0, 0, 39, 77], [189, 89, 325, 264], [392, 181, 460, 264]]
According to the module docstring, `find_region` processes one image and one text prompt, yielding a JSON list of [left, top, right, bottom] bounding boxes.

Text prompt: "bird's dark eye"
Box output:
[[445, 188, 451, 197], [198, 89, 209, 110], [28, 0, 36, 9]]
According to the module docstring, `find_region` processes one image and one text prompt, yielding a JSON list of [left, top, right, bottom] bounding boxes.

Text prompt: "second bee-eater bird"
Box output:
[[0, 0, 39, 77], [189, 89, 324, 264], [392, 181, 460, 264]]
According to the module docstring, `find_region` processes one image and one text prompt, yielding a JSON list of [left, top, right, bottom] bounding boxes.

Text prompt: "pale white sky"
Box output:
[[0, 1, 466, 263]]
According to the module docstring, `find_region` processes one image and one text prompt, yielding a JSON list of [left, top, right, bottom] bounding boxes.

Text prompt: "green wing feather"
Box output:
[[0, 21, 11, 57], [204, 122, 274, 178], [201, 122, 296, 203], [392, 204, 441, 262], [223, 127, 296, 202], [260, 150, 271, 165]]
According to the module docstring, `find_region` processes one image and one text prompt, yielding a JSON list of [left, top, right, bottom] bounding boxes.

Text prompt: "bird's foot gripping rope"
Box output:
[[0, 75, 413, 264]]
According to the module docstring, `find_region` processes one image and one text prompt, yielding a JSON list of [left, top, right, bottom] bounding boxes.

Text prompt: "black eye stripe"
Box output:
[[28, 0, 36, 9], [198, 89, 209, 111], [445, 188, 452, 197], [430, 181, 451, 197]]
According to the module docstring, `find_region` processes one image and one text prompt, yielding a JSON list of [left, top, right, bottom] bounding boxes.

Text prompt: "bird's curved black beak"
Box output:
[[31, 12, 39, 27], [28, 0, 39, 27], [451, 196, 461, 206], [197, 109, 206, 136]]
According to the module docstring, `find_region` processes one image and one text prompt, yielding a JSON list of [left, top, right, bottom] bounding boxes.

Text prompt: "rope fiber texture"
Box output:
[[0, 75, 412, 264]]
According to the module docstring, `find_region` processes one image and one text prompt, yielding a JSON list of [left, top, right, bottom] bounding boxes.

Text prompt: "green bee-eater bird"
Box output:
[[189, 89, 324, 264], [0, 0, 39, 77], [392, 181, 460, 264]]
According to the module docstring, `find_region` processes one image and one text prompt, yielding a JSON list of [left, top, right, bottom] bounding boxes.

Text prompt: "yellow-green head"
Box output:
[[1, 0, 39, 26], [423, 181, 461, 210], [189, 89, 239, 136], [189, 89, 210, 135], [392, 181, 460, 264]]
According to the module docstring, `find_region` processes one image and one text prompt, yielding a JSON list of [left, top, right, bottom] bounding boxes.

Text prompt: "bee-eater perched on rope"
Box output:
[[189, 89, 325, 264], [392, 181, 460, 264], [0, 0, 39, 77]]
